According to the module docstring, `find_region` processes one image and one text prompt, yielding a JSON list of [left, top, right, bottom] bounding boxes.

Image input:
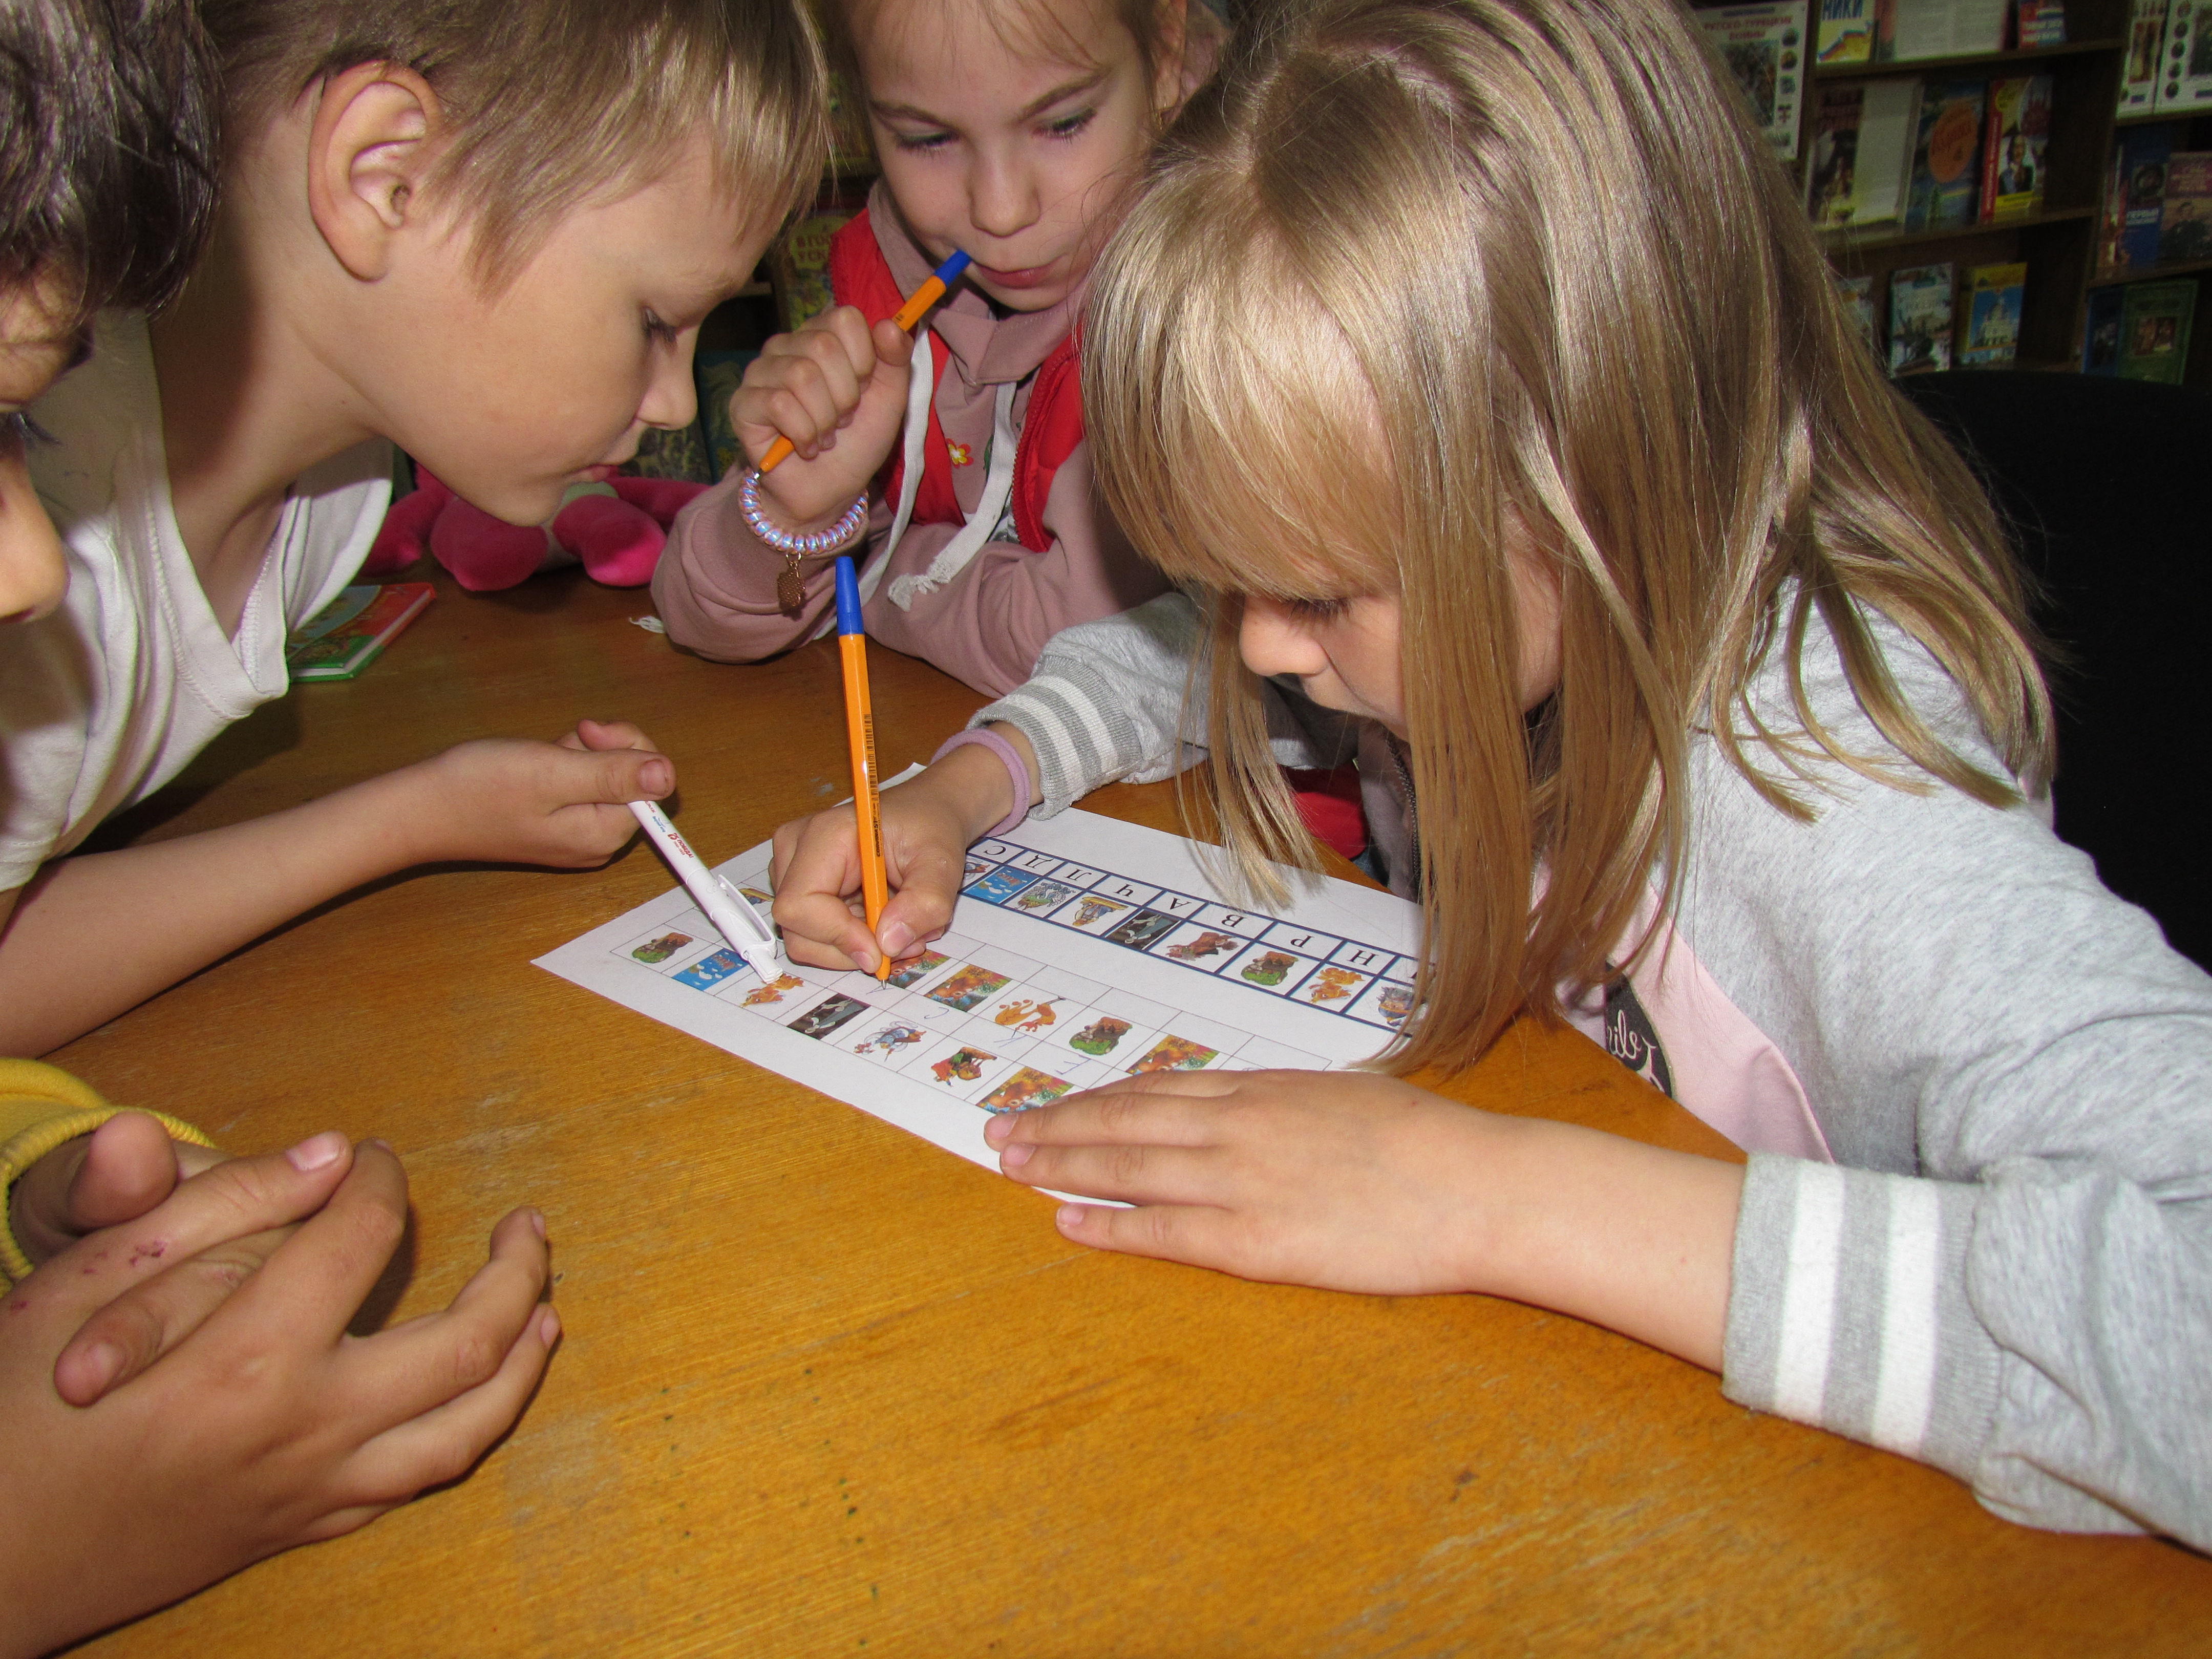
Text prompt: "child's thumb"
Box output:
[[873, 317, 917, 370], [599, 748, 674, 804]]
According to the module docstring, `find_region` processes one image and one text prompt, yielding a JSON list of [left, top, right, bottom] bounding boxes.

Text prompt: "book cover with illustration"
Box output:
[[2015, 0, 2066, 47], [2161, 152, 2212, 262], [2118, 279, 2198, 381], [1817, 0, 1878, 61], [1979, 75, 2050, 223], [1695, 2, 1807, 161], [1807, 87, 1866, 226], [285, 583, 435, 682], [2156, 0, 2212, 111], [2120, 0, 2170, 115], [1959, 262, 2026, 365], [2082, 285, 2126, 372], [1888, 262, 1956, 374], [2104, 124, 2175, 271], [1905, 80, 1987, 232]]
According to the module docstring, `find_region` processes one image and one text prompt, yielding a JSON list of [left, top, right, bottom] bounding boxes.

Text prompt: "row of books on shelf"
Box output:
[[1815, 0, 2064, 66], [2100, 126, 2212, 269], [2119, 0, 2212, 115], [1843, 260, 2026, 371], [1808, 73, 2049, 229]]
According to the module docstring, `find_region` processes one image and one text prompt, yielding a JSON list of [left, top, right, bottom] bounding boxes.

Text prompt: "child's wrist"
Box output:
[[929, 726, 1038, 841]]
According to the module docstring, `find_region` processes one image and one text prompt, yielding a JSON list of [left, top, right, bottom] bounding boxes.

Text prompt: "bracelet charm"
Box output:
[[737, 469, 870, 614]]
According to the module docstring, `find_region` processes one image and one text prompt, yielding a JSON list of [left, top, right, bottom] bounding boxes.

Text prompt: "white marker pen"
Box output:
[[627, 801, 779, 986]]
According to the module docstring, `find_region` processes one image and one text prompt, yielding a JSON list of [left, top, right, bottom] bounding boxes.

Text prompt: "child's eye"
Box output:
[[642, 310, 680, 346], [1041, 109, 1095, 141], [1286, 596, 1350, 622], [892, 129, 954, 153], [1, 411, 56, 454]]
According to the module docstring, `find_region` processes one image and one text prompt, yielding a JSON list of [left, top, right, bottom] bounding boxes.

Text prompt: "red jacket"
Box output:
[[827, 211, 1086, 554]]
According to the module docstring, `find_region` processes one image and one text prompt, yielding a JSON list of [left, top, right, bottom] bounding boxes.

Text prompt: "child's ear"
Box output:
[[306, 62, 444, 282], [1157, 0, 1224, 118]]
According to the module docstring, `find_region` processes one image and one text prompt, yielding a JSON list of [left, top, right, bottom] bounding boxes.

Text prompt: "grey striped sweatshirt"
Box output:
[[970, 592, 2212, 1545]]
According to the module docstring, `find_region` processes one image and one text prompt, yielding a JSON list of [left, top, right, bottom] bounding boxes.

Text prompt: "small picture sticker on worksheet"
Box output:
[[1057, 892, 1133, 933], [1223, 941, 1323, 996], [674, 948, 749, 991], [978, 1067, 1076, 1115], [1347, 977, 1417, 1032], [1007, 878, 1080, 917], [977, 990, 1068, 1036], [1126, 1033, 1222, 1073], [620, 927, 703, 970], [900, 1034, 1016, 1101], [1296, 965, 1370, 1008], [848, 1019, 931, 1065], [1156, 922, 1245, 968], [961, 855, 996, 886], [1102, 909, 1179, 951], [925, 964, 1014, 1012], [881, 948, 952, 989], [1057, 1010, 1154, 1061], [788, 993, 873, 1040], [733, 971, 812, 1012], [964, 867, 1039, 906]]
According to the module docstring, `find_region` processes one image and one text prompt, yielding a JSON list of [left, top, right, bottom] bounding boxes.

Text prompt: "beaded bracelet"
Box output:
[[738, 467, 869, 612], [931, 727, 1034, 838]]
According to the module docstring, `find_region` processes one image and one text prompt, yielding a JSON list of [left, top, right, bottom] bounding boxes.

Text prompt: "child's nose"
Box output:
[[968, 154, 1039, 242], [637, 343, 700, 433], [1239, 597, 1328, 680]]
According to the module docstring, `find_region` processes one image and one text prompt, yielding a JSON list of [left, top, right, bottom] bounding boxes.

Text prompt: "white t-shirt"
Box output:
[[0, 312, 391, 890]]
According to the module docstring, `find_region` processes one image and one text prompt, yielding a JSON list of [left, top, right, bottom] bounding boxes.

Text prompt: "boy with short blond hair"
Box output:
[[0, 0, 829, 1054]]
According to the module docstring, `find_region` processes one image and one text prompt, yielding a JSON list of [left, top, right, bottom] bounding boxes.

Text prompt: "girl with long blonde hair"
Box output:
[[771, 0, 2211, 1542]]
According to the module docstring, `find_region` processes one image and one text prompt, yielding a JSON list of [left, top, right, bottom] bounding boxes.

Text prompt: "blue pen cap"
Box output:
[[834, 555, 864, 635], [935, 248, 973, 286]]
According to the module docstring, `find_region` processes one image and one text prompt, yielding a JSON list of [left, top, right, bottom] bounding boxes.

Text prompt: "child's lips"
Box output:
[[973, 261, 1058, 291]]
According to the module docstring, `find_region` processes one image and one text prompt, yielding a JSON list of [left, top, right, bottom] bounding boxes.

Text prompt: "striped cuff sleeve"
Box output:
[[972, 663, 1190, 818], [1722, 1154, 2002, 1483]]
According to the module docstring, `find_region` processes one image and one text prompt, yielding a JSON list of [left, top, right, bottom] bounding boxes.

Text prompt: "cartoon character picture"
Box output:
[[630, 932, 692, 965], [1303, 966, 1364, 1005], [742, 972, 807, 1006], [738, 885, 773, 906], [1240, 950, 1298, 987], [1128, 1034, 1219, 1073], [1165, 930, 1239, 962], [1070, 896, 1128, 929], [674, 949, 745, 990], [965, 867, 1040, 905], [991, 997, 1061, 1033], [883, 949, 950, 989], [1068, 1015, 1133, 1056], [980, 1068, 1075, 1114], [925, 965, 1014, 1012], [789, 994, 872, 1039], [931, 1046, 995, 1084], [853, 1023, 927, 1058], [1377, 984, 1415, 1028], [1103, 909, 1177, 950], [962, 856, 995, 885], [1012, 880, 1078, 914]]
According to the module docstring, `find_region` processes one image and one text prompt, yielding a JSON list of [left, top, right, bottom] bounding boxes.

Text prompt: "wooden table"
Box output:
[[56, 566, 2212, 1656]]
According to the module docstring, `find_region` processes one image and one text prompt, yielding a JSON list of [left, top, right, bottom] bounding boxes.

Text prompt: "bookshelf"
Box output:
[[1698, 0, 2212, 385]]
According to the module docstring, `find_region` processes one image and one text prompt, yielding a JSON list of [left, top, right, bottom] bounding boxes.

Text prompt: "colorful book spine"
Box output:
[[1808, 87, 1866, 226], [1958, 262, 2026, 365], [2117, 279, 2198, 380], [2112, 126, 2177, 270], [2120, 0, 2171, 115], [1980, 75, 2051, 224], [1888, 261, 1956, 374], [2015, 0, 2066, 46], [1905, 80, 1987, 232], [2161, 152, 2212, 261]]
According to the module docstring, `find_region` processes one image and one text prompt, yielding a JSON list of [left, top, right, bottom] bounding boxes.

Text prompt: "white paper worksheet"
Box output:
[[536, 806, 1422, 1175]]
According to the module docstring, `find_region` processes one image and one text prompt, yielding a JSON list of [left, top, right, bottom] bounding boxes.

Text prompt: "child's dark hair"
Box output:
[[0, 0, 220, 322]]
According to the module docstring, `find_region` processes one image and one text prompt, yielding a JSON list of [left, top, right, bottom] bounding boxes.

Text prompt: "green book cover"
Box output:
[[2117, 280, 2198, 384]]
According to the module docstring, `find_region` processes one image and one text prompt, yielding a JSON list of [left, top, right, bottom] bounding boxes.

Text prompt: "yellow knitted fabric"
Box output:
[[0, 1059, 215, 1285]]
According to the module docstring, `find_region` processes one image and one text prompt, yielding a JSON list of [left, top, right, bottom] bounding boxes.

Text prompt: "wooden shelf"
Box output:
[[2115, 107, 2212, 126], [1813, 37, 2121, 80], [2089, 255, 2212, 284], [1817, 205, 2096, 253]]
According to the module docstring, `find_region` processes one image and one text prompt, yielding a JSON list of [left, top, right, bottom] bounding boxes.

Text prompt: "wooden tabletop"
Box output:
[[55, 565, 2212, 1656]]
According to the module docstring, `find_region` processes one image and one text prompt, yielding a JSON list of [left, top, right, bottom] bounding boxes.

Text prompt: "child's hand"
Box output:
[[406, 718, 670, 868], [770, 736, 1028, 972], [8, 1111, 225, 1269], [0, 1137, 558, 1656], [733, 307, 914, 525], [983, 1069, 1512, 1295], [983, 1068, 1744, 1368]]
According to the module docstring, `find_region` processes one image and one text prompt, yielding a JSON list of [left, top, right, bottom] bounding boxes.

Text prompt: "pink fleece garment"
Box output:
[[650, 185, 1168, 698]]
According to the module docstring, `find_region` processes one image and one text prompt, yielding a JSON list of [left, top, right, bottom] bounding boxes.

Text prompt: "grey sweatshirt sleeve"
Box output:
[[1686, 608, 2212, 1544], [969, 592, 1357, 816]]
